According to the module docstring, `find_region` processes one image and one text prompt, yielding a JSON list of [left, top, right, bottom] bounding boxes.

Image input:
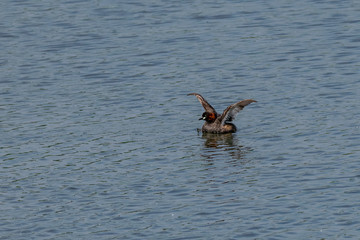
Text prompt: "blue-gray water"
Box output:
[[1, 0, 360, 239]]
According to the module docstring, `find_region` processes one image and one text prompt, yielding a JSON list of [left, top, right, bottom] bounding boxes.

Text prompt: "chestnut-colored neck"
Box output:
[[206, 112, 216, 122]]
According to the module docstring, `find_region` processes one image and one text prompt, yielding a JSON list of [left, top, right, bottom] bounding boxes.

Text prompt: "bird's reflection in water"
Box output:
[[199, 131, 253, 164]]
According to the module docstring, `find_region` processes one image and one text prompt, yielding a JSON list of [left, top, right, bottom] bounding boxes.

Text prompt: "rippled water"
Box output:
[[1, 0, 360, 239]]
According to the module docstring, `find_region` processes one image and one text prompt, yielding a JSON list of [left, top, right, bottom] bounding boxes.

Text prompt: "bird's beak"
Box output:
[[199, 117, 204, 120]]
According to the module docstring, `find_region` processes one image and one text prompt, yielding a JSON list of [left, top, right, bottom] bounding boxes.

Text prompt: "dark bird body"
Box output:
[[188, 93, 256, 134]]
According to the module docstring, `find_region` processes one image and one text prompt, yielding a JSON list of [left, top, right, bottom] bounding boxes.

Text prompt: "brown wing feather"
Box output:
[[219, 99, 256, 125], [187, 93, 217, 114]]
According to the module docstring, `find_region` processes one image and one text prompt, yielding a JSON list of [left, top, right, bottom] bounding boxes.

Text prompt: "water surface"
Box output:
[[1, 0, 360, 239]]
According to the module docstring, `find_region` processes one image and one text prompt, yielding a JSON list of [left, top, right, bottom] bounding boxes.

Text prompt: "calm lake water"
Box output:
[[1, 0, 360, 239]]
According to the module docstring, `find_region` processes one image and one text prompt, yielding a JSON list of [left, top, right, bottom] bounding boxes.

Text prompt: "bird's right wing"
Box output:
[[187, 93, 217, 114]]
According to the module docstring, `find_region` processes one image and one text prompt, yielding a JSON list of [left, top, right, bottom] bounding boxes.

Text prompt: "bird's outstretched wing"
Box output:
[[219, 99, 256, 125], [187, 93, 217, 114]]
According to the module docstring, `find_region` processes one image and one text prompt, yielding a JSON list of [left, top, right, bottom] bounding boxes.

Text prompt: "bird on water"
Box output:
[[188, 93, 256, 134]]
